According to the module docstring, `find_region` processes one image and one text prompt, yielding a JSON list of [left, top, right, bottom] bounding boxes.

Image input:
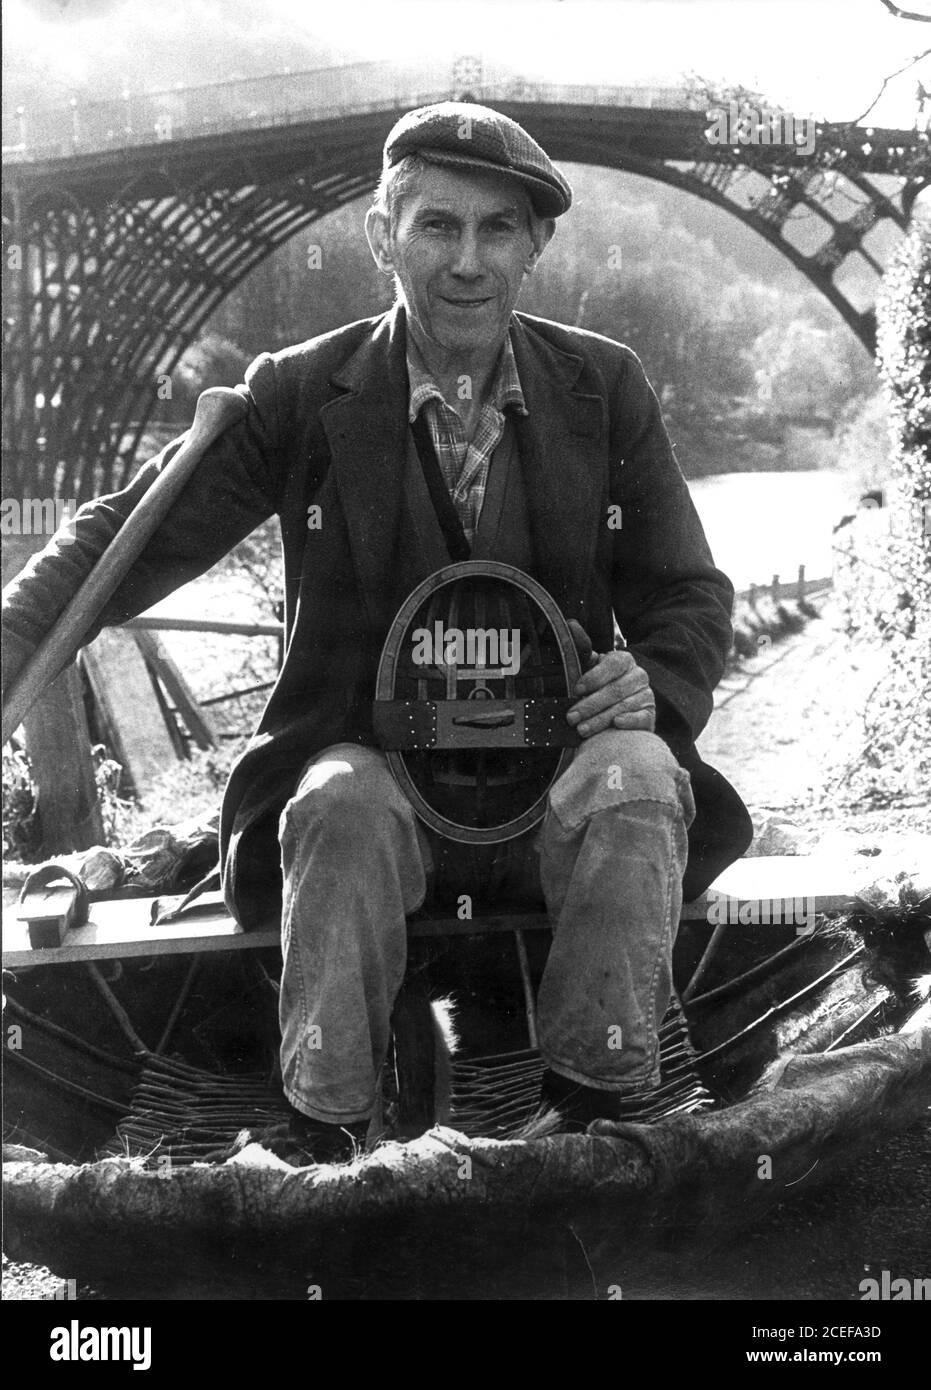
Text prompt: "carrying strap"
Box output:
[[18, 862, 90, 927], [410, 414, 471, 562]]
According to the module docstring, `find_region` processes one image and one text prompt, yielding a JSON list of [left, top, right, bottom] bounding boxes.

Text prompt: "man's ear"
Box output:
[[525, 217, 556, 273], [365, 207, 396, 275]]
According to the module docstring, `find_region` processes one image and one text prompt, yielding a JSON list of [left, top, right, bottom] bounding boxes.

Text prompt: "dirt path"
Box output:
[[698, 608, 886, 819]]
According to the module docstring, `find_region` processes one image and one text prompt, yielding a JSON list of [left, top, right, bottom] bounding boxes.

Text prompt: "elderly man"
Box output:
[[2, 104, 751, 1161]]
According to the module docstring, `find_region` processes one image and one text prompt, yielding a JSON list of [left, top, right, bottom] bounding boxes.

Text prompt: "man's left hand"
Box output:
[[567, 648, 656, 738]]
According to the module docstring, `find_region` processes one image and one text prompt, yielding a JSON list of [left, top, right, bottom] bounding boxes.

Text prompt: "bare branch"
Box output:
[[877, 1, 931, 21], [851, 45, 931, 122]]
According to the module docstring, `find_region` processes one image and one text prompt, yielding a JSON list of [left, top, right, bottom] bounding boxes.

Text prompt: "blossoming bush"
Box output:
[[832, 218, 931, 804]]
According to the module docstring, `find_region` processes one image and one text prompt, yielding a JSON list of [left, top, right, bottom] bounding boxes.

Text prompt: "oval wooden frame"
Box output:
[[375, 561, 583, 845]]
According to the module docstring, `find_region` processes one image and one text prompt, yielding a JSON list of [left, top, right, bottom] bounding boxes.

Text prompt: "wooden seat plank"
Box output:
[[2, 910, 279, 967], [1, 854, 876, 969], [707, 852, 874, 915], [4, 895, 276, 966]]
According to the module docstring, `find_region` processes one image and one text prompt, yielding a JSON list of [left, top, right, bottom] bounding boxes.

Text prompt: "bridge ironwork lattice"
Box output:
[[2, 64, 927, 501]]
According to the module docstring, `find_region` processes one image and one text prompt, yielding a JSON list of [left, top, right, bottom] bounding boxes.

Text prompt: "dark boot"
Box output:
[[540, 1068, 662, 1131], [286, 1107, 370, 1165], [206, 1110, 369, 1167]]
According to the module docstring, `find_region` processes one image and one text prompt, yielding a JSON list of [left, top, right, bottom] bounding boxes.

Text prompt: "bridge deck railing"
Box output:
[[3, 63, 702, 164]]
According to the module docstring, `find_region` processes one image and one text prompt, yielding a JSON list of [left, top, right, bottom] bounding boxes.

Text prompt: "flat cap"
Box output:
[[384, 102, 572, 218]]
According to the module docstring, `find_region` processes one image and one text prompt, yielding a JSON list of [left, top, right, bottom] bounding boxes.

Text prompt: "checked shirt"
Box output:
[[406, 331, 527, 546]]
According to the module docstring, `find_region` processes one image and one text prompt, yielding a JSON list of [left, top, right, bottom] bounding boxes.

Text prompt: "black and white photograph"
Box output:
[[2, 0, 929, 1331]]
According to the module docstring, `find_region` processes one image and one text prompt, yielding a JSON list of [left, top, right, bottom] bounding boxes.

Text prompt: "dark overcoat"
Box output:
[[3, 305, 752, 922]]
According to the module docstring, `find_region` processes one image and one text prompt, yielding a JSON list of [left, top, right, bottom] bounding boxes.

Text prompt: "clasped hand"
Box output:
[[566, 620, 656, 738]]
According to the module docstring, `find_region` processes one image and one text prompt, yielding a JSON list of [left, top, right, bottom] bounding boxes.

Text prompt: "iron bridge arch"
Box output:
[[2, 77, 926, 502]]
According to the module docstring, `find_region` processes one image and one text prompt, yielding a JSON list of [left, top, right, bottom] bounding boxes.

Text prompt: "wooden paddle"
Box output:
[[2, 387, 248, 745]]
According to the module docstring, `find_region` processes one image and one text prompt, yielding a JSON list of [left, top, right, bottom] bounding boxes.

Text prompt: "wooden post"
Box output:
[[3, 535, 104, 855], [131, 628, 217, 751], [513, 928, 539, 1049], [22, 662, 105, 853], [81, 629, 179, 796], [797, 564, 806, 601], [771, 573, 780, 600]]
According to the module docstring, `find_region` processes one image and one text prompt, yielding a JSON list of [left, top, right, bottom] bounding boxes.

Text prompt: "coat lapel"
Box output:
[[510, 315, 607, 620], [320, 307, 609, 636], [319, 305, 410, 636]]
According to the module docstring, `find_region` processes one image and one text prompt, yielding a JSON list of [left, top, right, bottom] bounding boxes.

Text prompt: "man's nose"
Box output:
[[449, 229, 484, 278]]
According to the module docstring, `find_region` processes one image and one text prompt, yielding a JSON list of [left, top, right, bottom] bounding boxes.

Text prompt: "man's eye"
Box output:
[[424, 219, 452, 232]]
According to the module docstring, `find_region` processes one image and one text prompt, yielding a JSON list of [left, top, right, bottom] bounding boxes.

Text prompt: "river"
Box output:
[[144, 466, 855, 706], [687, 469, 853, 591]]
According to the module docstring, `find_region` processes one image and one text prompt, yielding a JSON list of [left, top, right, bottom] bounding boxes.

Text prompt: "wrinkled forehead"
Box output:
[[399, 163, 534, 223]]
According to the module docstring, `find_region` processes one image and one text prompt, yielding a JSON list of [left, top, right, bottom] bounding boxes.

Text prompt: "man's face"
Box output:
[[366, 164, 554, 357]]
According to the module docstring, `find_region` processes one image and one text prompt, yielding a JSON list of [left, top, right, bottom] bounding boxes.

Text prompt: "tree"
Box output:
[[752, 320, 861, 419]]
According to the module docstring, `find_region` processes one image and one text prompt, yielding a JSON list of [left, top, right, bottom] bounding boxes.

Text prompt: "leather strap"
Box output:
[[373, 697, 580, 750], [18, 862, 90, 927], [410, 414, 471, 562]]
